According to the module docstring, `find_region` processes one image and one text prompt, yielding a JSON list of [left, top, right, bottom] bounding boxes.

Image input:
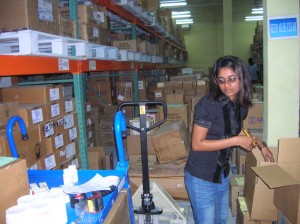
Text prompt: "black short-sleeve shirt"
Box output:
[[184, 94, 248, 182]]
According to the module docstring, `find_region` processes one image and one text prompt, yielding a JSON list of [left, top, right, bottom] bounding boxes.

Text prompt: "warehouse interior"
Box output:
[[0, 0, 299, 224]]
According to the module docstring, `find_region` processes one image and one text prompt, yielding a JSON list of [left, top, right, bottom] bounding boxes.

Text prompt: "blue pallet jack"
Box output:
[[114, 101, 167, 224]]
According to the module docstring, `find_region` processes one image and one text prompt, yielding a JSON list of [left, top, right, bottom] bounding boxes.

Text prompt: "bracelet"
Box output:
[[261, 141, 267, 148]]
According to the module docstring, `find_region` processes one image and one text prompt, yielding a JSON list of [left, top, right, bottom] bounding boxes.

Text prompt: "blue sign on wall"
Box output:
[[268, 16, 299, 40]]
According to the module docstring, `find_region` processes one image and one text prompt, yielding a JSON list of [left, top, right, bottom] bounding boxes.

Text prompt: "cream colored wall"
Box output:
[[263, 0, 300, 144], [185, 21, 256, 74]]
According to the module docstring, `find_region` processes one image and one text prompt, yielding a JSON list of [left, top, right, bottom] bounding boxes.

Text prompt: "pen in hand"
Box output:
[[243, 129, 257, 147]]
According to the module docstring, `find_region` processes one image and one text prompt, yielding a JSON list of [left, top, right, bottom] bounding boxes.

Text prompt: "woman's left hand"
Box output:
[[261, 147, 275, 162]]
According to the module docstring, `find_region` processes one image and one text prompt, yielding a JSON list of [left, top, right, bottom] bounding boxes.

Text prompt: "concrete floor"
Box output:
[[177, 200, 236, 224]]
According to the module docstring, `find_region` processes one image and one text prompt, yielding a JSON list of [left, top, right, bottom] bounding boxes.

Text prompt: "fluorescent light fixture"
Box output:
[[172, 11, 190, 15], [160, 2, 187, 7], [251, 7, 263, 14], [172, 14, 191, 18], [245, 16, 263, 21], [176, 19, 194, 24]]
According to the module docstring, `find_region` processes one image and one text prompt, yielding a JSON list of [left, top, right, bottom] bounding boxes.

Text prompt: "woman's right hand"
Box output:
[[236, 135, 255, 151]]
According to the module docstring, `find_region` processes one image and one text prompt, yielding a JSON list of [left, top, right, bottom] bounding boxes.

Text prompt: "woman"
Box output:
[[184, 55, 274, 224]]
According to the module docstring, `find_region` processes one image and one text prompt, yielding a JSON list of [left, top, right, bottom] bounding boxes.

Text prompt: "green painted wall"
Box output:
[[185, 20, 256, 74]]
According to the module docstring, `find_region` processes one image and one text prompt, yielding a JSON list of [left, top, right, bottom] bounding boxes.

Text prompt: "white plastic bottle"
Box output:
[[63, 168, 73, 186], [68, 165, 78, 184]]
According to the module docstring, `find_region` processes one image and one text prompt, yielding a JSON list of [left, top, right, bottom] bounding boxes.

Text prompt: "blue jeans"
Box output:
[[184, 171, 229, 224]]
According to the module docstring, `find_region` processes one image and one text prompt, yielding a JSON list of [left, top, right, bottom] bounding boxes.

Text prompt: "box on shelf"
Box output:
[[243, 102, 263, 130], [0, 126, 40, 157], [0, 102, 19, 129], [2, 85, 62, 104], [126, 135, 156, 155], [88, 146, 112, 170], [0, 0, 59, 34], [112, 40, 138, 52], [159, 104, 188, 127]]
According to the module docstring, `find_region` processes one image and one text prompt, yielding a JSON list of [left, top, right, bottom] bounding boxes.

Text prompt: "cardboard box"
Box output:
[[19, 143, 40, 168], [18, 103, 46, 127], [88, 147, 112, 170], [0, 0, 59, 34], [152, 121, 189, 163], [129, 161, 188, 200], [44, 100, 63, 120], [126, 135, 156, 155], [104, 189, 130, 224], [38, 153, 57, 170], [244, 147, 278, 220], [237, 197, 272, 224], [0, 102, 19, 129], [230, 175, 245, 216], [159, 104, 188, 127], [0, 158, 30, 224], [112, 40, 138, 52], [237, 148, 247, 174], [252, 138, 300, 224], [2, 85, 62, 104], [0, 126, 39, 156], [243, 102, 263, 130], [129, 118, 154, 135], [38, 120, 55, 141], [58, 14, 76, 38], [166, 94, 184, 104]]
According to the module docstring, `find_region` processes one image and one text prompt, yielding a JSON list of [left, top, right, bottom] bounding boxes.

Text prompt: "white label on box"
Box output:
[[51, 103, 60, 118], [69, 127, 77, 141], [65, 100, 73, 113], [89, 60, 96, 70], [49, 88, 60, 101], [126, 82, 132, 87], [66, 142, 76, 159], [138, 81, 144, 90], [0, 77, 13, 88], [44, 154, 56, 170], [43, 122, 55, 138], [117, 95, 125, 101], [88, 130, 93, 139], [64, 114, 75, 129], [54, 134, 64, 149], [155, 92, 162, 97], [86, 117, 92, 126], [70, 158, 79, 168], [93, 28, 99, 37], [29, 163, 38, 170], [59, 149, 66, 158], [31, 108, 44, 124], [86, 104, 91, 113], [38, 0, 53, 22], [58, 58, 69, 71], [56, 117, 64, 128], [93, 11, 105, 24]]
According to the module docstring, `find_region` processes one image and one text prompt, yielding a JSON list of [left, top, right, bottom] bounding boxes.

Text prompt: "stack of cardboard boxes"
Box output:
[[0, 84, 81, 170]]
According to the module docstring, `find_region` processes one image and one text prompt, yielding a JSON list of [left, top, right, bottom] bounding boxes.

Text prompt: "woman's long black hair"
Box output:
[[210, 55, 253, 107]]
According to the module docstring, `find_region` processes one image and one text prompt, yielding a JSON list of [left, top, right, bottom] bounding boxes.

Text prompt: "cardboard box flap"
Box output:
[[252, 164, 300, 188], [278, 138, 300, 163]]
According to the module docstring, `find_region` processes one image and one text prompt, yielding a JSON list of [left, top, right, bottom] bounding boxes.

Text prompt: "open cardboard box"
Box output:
[[252, 138, 300, 224], [244, 147, 278, 221]]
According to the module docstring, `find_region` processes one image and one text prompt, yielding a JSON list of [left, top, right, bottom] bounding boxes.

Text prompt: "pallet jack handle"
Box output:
[[114, 101, 167, 217]]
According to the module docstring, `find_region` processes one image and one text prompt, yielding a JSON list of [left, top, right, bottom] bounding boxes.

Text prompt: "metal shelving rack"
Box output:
[[0, 0, 187, 170]]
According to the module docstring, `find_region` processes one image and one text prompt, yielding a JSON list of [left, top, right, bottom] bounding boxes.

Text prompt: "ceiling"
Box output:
[[164, 0, 263, 23]]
